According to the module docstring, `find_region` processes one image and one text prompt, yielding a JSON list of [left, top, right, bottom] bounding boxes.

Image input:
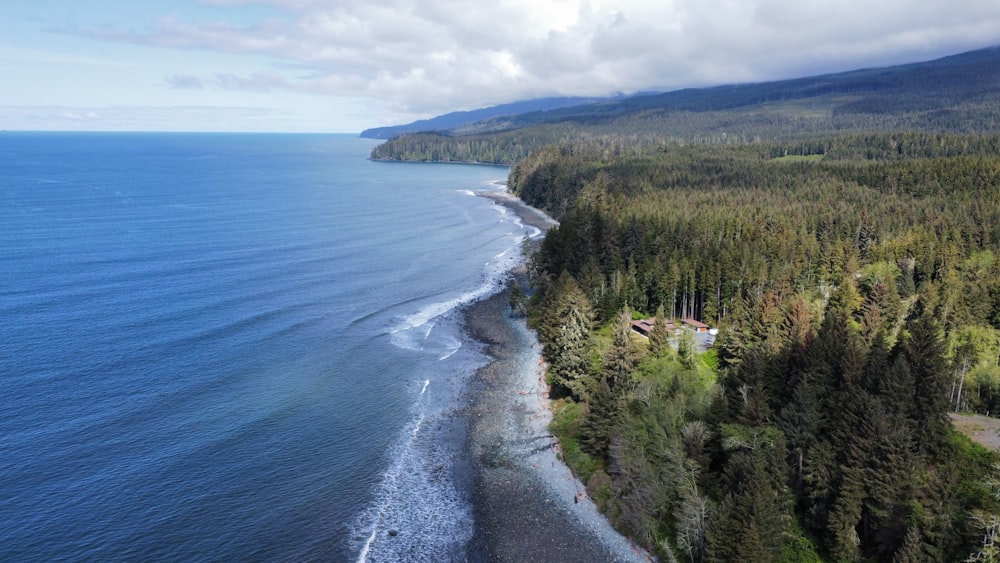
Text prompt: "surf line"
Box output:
[[356, 379, 431, 563]]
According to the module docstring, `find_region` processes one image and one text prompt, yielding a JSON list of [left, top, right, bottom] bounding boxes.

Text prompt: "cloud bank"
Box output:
[[71, 0, 1000, 116], [0, 105, 313, 132]]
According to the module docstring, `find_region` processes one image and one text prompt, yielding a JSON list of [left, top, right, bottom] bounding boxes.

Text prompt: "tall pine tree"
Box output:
[[903, 313, 950, 458]]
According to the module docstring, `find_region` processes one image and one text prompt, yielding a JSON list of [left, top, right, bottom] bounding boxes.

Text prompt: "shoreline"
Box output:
[[369, 157, 510, 168], [461, 192, 649, 562], [473, 189, 558, 232]]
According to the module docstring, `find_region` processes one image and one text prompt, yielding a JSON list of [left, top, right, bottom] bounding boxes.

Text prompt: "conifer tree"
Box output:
[[862, 400, 916, 558], [581, 376, 616, 460], [904, 313, 950, 457], [543, 271, 596, 400], [782, 297, 815, 371], [648, 304, 670, 357], [779, 370, 830, 489], [802, 439, 838, 534], [880, 355, 916, 426], [808, 308, 849, 384], [891, 526, 923, 563], [863, 332, 892, 395], [830, 272, 864, 322], [859, 298, 884, 346], [828, 465, 865, 562], [678, 330, 697, 370], [717, 291, 751, 368], [706, 426, 793, 562], [604, 307, 637, 391], [838, 329, 870, 391]]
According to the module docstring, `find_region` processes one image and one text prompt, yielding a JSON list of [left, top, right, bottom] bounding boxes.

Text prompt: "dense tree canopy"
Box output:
[[525, 133, 1000, 561]]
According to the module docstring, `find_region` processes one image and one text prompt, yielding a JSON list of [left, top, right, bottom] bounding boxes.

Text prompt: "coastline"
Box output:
[[369, 157, 510, 168], [473, 188, 556, 233], [461, 193, 649, 562]]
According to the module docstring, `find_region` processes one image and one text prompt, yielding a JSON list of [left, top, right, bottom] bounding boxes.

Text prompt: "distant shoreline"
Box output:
[[369, 156, 510, 168]]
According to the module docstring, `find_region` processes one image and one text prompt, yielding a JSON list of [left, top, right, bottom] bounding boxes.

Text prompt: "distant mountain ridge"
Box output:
[[359, 96, 619, 139], [370, 44, 1000, 164], [465, 45, 1000, 132]]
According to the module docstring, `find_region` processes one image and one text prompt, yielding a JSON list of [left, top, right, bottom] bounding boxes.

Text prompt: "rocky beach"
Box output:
[[461, 193, 649, 562]]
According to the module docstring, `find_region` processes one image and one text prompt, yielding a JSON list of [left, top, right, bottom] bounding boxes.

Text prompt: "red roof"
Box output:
[[631, 320, 654, 334], [631, 318, 677, 335], [681, 318, 709, 329]]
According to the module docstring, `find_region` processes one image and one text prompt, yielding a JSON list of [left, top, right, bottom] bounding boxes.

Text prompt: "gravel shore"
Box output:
[[460, 193, 650, 562]]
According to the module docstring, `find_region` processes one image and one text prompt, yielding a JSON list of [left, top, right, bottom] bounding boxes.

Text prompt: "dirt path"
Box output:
[[950, 413, 1000, 451]]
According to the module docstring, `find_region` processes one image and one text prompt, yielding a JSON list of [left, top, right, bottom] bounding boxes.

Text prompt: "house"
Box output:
[[681, 318, 709, 333], [631, 318, 677, 337], [630, 319, 655, 336]]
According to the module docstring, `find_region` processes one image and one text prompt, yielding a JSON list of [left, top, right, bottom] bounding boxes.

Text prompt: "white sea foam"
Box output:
[[358, 185, 536, 559], [356, 410, 429, 562], [437, 342, 462, 361], [353, 379, 472, 562], [504, 213, 544, 240], [28, 177, 73, 185], [388, 240, 523, 356]]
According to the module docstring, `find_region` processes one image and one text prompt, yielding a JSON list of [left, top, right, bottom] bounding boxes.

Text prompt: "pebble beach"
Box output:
[[462, 193, 650, 562]]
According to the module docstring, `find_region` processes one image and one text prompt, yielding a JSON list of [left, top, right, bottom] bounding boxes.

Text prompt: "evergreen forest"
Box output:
[[515, 134, 1000, 561]]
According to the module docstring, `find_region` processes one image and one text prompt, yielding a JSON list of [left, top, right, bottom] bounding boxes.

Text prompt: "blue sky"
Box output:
[[4, 1, 1000, 133]]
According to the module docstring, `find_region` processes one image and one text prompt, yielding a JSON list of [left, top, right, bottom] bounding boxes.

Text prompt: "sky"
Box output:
[[3, 1, 1000, 133]]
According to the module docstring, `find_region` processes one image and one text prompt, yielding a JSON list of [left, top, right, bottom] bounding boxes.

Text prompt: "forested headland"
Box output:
[[367, 45, 1000, 561]]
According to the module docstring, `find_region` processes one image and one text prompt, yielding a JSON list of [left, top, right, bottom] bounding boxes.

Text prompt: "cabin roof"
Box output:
[[681, 317, 709, 329]]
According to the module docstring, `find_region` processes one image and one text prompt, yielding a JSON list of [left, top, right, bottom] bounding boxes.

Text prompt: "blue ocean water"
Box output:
[[0, 133, 536, 561]]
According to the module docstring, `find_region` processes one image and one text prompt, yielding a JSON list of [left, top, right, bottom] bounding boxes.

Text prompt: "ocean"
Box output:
[[0, 132, 539, 561]]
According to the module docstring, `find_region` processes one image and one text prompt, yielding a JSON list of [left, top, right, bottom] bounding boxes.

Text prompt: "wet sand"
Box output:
[[460, 193, 649, 562]]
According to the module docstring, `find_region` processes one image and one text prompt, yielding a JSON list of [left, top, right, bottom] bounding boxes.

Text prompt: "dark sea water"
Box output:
[[0, 133, 537, 561]]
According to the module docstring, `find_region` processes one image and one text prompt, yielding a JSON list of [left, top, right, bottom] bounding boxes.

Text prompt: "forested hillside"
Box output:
[[514, 133, 1000, 561], [358, 95, 610, 139], [370, 46, 1000, 165]]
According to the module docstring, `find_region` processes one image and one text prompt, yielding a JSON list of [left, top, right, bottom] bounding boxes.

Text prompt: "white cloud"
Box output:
[[60, 0, 1000, 117]]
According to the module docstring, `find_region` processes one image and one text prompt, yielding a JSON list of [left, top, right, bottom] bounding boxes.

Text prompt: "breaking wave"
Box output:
[[388, 238, 523, 357], [353, 379, 472, 562]]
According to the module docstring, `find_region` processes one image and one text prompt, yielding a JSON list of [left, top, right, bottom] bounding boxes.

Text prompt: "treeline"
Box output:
[[370, 98, 1000, 166], [368, 48, 1000, 166], [368, 129, 557, 165], [515, 134, 1000, 332], [371, 100, 1000, 165], [521, 133, 1000, 561]]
